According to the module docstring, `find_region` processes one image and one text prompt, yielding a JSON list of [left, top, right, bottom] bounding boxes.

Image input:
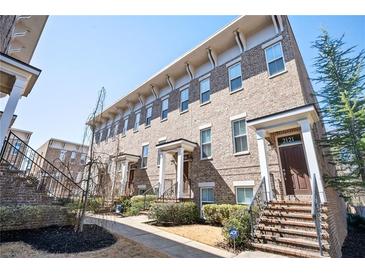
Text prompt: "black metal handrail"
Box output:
[[248, 177, 268, 238], [0, 131, 85, 203], [311, 173, 323, 256], [161, 182, 178, 203], [142, 183, 160, 209]]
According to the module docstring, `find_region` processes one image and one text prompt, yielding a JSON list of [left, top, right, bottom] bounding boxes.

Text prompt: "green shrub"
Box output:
[[86, 197, 105, 213], [203, 204, 248, 226], [131, 195, 157, 207], [222, 209, 251, 248], [149, 202, 199, 225], [114, 196, 132, 212]]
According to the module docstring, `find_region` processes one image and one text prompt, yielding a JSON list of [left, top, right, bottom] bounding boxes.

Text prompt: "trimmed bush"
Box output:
[[149, 202, 199, 225], [123, 195, 157, 216], [203, 204, 248, 226], [87, 197, 105, 213], [222, 209, 251, 249]]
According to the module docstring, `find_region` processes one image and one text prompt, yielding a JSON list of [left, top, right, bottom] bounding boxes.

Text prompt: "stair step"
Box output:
[[254, 234, 329, 251], [251, 243, 324, 258], [262, 211, 327, 221], [271, 200, 311, 206], [256, 226, 320, 238], [259, 218, 328, 230]]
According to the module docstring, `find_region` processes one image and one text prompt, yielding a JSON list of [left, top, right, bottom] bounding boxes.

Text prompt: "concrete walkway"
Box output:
[[85, 214, 286, 258]]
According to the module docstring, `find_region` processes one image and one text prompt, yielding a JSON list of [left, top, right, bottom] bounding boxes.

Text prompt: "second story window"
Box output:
[[122, 117, 128, 136], [232, 119, 248, 154], [200, 128, 212, 159], [141, 144, 149, 168], [228, 62, 242, 93], [265, 42, 285, 77], [180, 88, 189, 112], [59, 150, 66, 161], [134, 112, 141, 132], [146, 106, 152, 127], [161, 98, 169, 120], [200, 78, 210, 104]]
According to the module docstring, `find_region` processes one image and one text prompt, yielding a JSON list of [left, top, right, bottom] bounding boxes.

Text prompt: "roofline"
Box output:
[[10, 128, 33, 135], [155, 138, 198, 148], [27, 16, 48, 62], [47, 138, 89, 148], [0, 52, 42, 74]]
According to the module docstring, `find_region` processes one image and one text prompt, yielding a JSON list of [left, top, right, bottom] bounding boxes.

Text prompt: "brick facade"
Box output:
[[0, 15, 16, 53]]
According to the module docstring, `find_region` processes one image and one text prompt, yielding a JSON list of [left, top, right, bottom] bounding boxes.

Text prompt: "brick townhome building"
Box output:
[[88, 16, 347, 257]]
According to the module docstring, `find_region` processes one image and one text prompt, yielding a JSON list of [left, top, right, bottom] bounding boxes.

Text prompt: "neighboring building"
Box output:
[[0, 15, 47, 151], [88, 15, 347, 257], [35, 138, 89, 184]]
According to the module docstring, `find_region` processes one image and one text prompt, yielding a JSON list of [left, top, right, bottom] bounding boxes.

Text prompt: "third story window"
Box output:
[[200, 128, 212, 159], [146, 106, 152, 126], [228, 62, 242, 92], [200, 78, 210, 104], [265, 42, 285, 76], [134, 112, 141, 131], [161, 98, 169, 120], [123, 118, 128, 135], [232, 119, 248, 153], [180, 88, 189, 112], [141, 144, 149, 168]]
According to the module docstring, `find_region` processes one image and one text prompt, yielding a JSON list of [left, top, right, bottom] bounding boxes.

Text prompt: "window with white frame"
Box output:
[[200, 78, 210, 104], [80, 153, 86, 165], [265, 42, 285, 76], [145, 105, 153, 126], [141, 144, 149, 168], [232, 119, 248, 153], [113, 122, 119, 136], [161, 98, 169, 120], [122, 117, 128, 135], [235, 187, 253, 204], [70, 151, 77, 161], [12, 141, 21, 155], [59, 150, 66, 161], [180, 88, 189, 112], [201, 187, 215, 208], [200, 128, 212, 159], [134, 112, 141, 131], [157, 139, 167, 166], [228, 62, 242, 92]]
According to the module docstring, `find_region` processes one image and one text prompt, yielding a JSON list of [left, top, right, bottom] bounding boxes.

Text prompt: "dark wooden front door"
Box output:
[[128, 169, 134, 194], [279, 144, 311, 195], [183, 161, 190, 193]]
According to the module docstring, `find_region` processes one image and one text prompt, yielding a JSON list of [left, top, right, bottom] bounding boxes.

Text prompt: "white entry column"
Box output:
[[298, 119, 327, 203], [176, 147, 184, 199], [256, 129, 272, 201], [158, 151, 166, 197], [0, 77, 26, 151], [120, 161, 129, 195]]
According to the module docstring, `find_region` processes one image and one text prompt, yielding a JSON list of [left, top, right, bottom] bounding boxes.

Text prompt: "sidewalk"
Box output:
[[85, 214, 286, 258], [85, 214, 235, 258]]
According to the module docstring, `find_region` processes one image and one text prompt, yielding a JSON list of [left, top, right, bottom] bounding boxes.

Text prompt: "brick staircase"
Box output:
[[251, 200, 330, 258]]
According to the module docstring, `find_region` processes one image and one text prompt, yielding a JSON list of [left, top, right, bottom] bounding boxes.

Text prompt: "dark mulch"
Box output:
[[0, 225, 116, 253], [341, 224, 365, 258]]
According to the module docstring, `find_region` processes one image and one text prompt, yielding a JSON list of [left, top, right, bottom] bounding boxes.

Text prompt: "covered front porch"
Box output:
[[156, 138, 197, 200], [113, 153, 140, 196], [247, 104, 327, 204]]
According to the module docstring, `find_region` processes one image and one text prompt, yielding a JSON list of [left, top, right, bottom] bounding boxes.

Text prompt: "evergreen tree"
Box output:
[[312, 30, 365, 199]]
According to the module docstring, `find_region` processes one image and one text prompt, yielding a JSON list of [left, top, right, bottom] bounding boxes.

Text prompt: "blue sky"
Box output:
[[2, 16, 364, 149]]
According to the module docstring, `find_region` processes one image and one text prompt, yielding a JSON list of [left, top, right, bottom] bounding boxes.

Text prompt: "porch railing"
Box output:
[[0, 131, 85, 205], [248, 177, 268, 238], [142, 183, 160, 209], [311, 173, 324, 256]]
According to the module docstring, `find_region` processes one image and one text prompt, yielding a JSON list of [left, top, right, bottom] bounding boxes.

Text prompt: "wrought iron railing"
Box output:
[[160, 182, 178, 203], [311, 173, 323, 256], [0, 131, 85, 205], [142, 183, 160, 209], [248, 177, 268, 238]]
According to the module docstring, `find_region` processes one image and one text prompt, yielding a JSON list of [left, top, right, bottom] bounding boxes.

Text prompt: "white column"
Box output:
[[0, 77, 26, 152], [176, 147, 184, 199], [298, 119, 327, 203], [158, 151, 166, 197], [120, 161, 129, 195], [256, 129, 272, 201]]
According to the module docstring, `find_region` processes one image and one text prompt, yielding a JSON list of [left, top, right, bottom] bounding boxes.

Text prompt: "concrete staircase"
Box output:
[[251, 200, 329, 258]]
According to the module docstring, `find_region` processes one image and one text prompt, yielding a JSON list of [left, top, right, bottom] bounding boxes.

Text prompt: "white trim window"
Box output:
[[12, 141, 21, 155], [200, 128, 212, 159], [122, 117, 128, 136], [70, 151, 77, 161], [141, 144, 149, 168], [228, 62, 242, 92], [161, 98, 169, 120], [200, 187, 215, 216], [232, 119, 248, 153], [59, 150, 66, 161], [80, 153, 86, 165], [265, 42, 285, 77], [145, 105, 153, 127], [134, 112, 141, 132], [180, 88, 189, 112], [235, 187, 253, 205], [200, 78, 210, 104], [157, 139, 167, 166]]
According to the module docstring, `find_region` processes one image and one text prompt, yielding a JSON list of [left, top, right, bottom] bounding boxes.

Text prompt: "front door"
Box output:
[[183, 161, 190, 195], [278, 134, 311, 196], [128, 169, 135, 195]]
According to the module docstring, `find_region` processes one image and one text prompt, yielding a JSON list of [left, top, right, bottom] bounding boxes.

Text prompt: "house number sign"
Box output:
[[278, 134, 301, 146]]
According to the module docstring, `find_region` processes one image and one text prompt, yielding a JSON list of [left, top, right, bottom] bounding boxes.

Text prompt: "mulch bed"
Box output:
[[0, 224, 116, 253], [341, 224, 365, 258]]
